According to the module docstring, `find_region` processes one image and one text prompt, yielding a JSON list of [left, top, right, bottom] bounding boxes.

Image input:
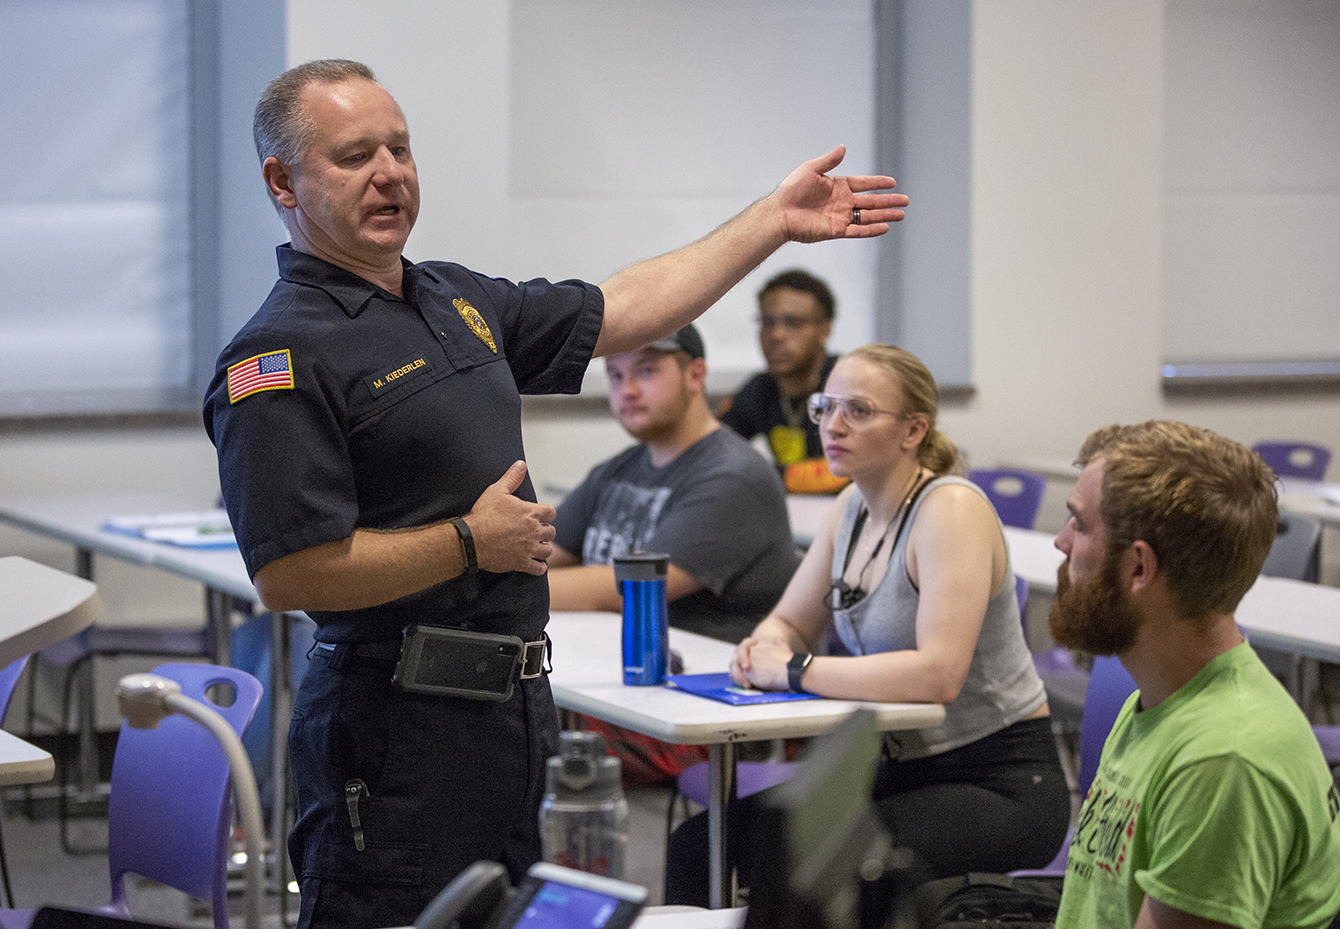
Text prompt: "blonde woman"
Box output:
[[665, 344, 1069, 903]]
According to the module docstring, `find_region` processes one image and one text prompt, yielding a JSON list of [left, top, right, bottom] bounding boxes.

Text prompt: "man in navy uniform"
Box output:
[[205, 58, 907, 929]]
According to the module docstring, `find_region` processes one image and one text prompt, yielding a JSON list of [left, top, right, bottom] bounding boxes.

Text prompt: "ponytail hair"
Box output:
[[843, 344, 962, 475]]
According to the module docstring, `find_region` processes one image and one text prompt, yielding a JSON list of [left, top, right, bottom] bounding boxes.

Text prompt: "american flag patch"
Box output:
[[227, 350, 294, 403]]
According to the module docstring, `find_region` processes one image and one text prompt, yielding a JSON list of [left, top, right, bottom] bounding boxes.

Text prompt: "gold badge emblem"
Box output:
[[454, 298, 497, 353]]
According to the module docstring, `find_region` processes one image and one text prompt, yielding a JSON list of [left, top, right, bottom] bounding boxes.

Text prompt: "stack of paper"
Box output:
[[103, 510, 237, 549]]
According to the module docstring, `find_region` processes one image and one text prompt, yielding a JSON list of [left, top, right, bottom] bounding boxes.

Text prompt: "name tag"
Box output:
[[366, 355, 432, 398]]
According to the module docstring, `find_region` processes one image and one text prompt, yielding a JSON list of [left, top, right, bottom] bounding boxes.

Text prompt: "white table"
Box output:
[[1003, 526, 1065, 594], [545, 612, 945, 908], [784, 494, 835, 548], [0, 556, 103, 785], [1277, 478, 1340, 531], [1235, 575, 1340, 664]]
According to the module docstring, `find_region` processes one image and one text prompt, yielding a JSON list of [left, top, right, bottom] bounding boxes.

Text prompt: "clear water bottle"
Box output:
[[539, 731, 629, 879]]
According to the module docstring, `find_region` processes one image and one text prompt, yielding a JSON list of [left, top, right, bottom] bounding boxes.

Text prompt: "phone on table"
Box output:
[[413, 860, 648, 929]]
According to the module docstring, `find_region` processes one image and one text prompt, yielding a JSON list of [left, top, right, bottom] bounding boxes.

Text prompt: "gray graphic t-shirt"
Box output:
[[553, 428, 800, 642]]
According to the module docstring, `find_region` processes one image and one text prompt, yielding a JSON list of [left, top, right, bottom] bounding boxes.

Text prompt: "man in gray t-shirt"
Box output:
[[549, 324, 800, 644]]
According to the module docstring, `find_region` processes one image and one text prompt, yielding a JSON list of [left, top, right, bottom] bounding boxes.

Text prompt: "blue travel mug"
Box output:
[[614, 552, 670, 686]]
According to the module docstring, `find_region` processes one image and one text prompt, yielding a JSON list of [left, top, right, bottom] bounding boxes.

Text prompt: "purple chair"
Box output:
[[104, 663, 262, 929], [667, 755, 799, 860], [675, 756, 798, 809], [0, 658, 31, 909], [12, 665, 260, 929], [1261, 511, 1322, 584], [1014, 655, 1136, 877], [0, 663, 261, 929], [36, 603, 240, 854], [1314, 727, 1340, 769], [968, 469, 1047, 530], [1252, 442, 1331, 481]]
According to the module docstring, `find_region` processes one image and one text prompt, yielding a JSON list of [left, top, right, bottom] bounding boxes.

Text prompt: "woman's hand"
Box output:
[[731, 637, 795, 691]]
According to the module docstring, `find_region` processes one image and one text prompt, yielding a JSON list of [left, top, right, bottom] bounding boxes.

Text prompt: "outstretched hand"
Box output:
[[466, 460, 557, 576], [773, 145, 908, 243]]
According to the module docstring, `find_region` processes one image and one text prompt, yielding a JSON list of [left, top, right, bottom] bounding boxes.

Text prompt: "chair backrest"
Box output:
[[968, 468, 1047, 530], [0, 656, 30, 721], [1260, 511, 1322, 583], [106, 662, 262, 929], [1252, 442, 1331, 481], [1077, 656, 1138, 797]]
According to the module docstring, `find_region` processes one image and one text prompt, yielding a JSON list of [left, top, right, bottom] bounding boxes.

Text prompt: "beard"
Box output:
[[1048, 547, 1143, 656]]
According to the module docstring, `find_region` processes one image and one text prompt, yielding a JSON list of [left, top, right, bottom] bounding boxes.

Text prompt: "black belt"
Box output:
[[318, 634, 550, 680]]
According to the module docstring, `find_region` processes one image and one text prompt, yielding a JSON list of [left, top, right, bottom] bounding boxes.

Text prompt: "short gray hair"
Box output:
[[253, 59, 378, 212]]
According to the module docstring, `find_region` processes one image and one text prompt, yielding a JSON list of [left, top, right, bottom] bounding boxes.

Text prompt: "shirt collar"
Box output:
[[276, 244, 435, 318]]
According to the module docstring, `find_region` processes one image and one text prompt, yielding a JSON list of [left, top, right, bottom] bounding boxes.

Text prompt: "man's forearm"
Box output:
[[594, 196, 784, 358], [547, 564, 625, 613], [593, 146, 906, 358], [252, 522, 467, 613], [548, 562, 707, 613]]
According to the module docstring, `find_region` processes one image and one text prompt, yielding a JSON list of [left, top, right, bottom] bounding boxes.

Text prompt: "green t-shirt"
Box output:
[[1056, 642, 1340, 929]]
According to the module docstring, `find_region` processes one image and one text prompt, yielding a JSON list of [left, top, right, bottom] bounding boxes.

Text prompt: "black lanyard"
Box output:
[[831, 475, 932, 610]]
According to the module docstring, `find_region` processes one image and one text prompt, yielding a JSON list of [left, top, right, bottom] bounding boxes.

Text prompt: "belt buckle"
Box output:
[[519, 637, 548, 680]]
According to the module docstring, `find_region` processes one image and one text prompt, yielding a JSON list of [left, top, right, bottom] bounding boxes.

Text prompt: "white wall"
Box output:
[[950, 0, 1340, 475], [946, 1, 1166, 464]]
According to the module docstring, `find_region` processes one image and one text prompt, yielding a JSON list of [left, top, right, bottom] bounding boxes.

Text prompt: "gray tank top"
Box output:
[[831, 475, 1046, 759]]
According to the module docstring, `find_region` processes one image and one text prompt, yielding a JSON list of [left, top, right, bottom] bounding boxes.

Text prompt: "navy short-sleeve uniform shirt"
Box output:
[[205, 246, 603, 644]]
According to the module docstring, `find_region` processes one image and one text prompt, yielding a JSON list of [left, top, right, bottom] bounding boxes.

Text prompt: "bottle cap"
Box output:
[[545, 731, 623, 799], [613, 552, 669, 584]]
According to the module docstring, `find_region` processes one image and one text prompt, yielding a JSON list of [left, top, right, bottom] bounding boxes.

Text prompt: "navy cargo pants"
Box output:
[[288, 643, 559, 929]]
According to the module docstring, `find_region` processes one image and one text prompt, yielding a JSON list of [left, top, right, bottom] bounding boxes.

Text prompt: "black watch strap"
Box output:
[[448, 517, 478, 577], [787, 652, 814, 692]]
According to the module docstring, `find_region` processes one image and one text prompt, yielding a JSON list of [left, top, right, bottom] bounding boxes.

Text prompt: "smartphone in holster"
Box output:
[[393, 625, 526, 701]]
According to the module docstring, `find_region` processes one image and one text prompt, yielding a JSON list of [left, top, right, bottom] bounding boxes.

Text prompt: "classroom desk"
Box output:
[[545, 611, 945, 908], [0, 556, 103, 785], [784, 494, 834, 548], [1277, 478, 1340, 531], [1235, 575, 1340, 665]]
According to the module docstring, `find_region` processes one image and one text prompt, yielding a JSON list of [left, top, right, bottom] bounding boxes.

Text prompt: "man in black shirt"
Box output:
[[720, 269, 844, 492], [206, 58, 907, 929]]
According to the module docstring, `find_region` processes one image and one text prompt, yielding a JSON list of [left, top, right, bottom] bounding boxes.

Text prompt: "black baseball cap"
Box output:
[[646, 324, 705, 360]]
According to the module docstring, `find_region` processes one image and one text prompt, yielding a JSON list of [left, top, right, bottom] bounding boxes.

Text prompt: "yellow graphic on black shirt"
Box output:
[[454, 298, 497, 353], [769, 424, 807, 466]]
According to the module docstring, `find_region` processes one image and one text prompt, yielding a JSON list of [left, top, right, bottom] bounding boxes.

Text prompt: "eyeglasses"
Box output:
[[756, 313, 824, 331], [807, 393, 911, 427]]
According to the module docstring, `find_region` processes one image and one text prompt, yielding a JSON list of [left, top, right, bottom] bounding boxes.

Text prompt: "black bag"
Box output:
[[915, 873, 1062, 929]]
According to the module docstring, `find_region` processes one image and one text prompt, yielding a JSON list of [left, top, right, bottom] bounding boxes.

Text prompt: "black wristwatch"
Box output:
[[448, 516, 478, 577], [787, 652, 814, 693]]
